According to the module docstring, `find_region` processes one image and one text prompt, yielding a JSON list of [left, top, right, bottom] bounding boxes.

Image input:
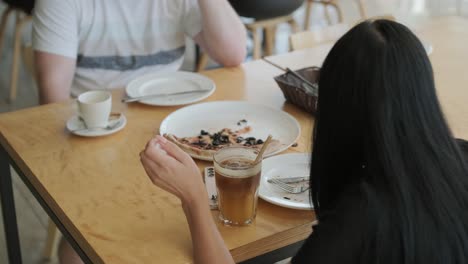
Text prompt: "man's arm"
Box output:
[[33, 0, 79, 104], [34, 51, 76, 104], [193, 0, 247, 67]]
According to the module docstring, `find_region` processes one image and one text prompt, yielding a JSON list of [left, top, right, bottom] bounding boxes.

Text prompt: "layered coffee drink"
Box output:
[[213, 148, 262, 226]]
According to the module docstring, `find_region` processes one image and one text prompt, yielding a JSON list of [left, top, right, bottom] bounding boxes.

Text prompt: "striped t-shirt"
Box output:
[[33, 0, 202, 96]]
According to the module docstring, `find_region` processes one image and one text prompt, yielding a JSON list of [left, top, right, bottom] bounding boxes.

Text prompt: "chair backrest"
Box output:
[[289, 23, 350, 51], [22, 44, 35, 76]]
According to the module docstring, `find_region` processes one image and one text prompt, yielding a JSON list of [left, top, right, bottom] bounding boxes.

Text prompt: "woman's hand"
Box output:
[[140, 135, 206, 205], [141, 135, 235, 264]]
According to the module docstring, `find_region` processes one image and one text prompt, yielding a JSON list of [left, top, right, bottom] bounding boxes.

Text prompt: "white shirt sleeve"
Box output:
[[183, 0, 203, 38], [32, 0, 78, 58]]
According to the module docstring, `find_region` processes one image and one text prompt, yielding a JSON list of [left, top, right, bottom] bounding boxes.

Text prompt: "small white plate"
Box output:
[[66, 114, 127, 137], [125, 71, 216, 106], [159, 101, 301, 161], [259, 153, 313, 210]]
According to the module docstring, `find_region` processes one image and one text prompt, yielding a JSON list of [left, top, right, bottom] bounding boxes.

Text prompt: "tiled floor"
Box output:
[[0, 1, 465, 263]]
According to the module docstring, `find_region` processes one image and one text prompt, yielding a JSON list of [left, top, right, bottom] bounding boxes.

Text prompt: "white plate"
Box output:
[[159, 101, 301, 161], [66, 114, 127, 137], [125, 71, 216, 106], [259, 153, 313, 210]]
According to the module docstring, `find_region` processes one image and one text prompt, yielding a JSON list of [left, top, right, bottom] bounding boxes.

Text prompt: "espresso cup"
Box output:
[[213, 147, 262, 226], [77, 91, 112, 128]]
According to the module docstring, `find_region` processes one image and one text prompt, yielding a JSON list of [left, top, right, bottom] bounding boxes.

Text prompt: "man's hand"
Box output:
[[35, 51, 76, 104], [194, 0, 247, 67]]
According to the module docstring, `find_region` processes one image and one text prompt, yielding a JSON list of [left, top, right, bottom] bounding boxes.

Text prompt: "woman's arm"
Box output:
[[182, 198, 235, 264], [140, 136, 234, 264]]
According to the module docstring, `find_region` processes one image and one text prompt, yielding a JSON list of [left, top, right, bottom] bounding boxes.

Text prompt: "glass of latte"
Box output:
[[213, 147, 262, 226]]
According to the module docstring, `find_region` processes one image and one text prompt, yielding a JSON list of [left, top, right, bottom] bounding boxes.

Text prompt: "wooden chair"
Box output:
[[0, 5, 32, 102], [289, 23, 349, 51], [304, 0, 367, 30], [246, 15, 300, 60], [357, 0, 367, 18], [196, 15, 299, 72], [21, 42, 34, 75]]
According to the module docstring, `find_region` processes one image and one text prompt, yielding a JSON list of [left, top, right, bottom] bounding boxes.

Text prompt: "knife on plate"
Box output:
[[267, 176, 309, 184], [122, 89, 212, 103]]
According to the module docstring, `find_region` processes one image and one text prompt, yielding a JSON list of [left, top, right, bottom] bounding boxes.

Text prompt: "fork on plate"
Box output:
[[269, 178, 310, 194]]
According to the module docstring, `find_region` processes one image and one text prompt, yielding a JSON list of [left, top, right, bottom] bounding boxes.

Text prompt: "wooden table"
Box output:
[[1, 15, 467, 264], [0, 63, 316, 263]]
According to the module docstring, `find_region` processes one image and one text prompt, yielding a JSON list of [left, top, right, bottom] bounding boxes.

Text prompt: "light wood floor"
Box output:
[[0, 1, 464, 263]]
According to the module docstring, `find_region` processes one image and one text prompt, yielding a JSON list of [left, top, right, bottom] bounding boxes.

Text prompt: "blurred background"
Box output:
[[0, 0, 466, 263]]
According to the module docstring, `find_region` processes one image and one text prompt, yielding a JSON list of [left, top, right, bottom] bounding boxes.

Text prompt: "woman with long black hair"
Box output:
[[140, 19, 468, 263], [294, 18, 468, 263]]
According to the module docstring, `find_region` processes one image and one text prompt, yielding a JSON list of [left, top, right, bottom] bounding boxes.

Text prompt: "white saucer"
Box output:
[[66, 114, 127, 137]]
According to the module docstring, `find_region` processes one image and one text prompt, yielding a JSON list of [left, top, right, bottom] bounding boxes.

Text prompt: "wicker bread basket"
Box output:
[[274, 67, 320, 114]]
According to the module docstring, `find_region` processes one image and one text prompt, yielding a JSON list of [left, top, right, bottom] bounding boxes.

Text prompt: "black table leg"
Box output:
[[0, 146, 22, 264], [3, 152, 93, 264]]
